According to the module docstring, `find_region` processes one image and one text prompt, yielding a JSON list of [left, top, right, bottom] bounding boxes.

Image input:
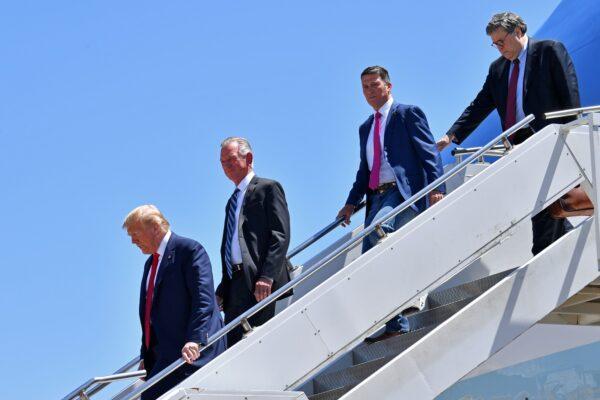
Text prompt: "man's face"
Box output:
[[361, 74, 392, 110], [220, 142, 252, 185], [127, 222, 161, 255], [490, 28, 524, 61]]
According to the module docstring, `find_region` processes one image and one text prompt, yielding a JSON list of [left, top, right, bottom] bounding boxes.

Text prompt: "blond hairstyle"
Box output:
[[122, 204, 170, 231]]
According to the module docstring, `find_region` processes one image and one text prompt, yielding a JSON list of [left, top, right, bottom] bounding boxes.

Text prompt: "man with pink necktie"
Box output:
[[436, 12, 580, 255], [337, 65, 445, 343]]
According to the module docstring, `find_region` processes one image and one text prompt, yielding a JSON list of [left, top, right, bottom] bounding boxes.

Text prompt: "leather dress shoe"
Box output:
[[364, 330, 404, 344]]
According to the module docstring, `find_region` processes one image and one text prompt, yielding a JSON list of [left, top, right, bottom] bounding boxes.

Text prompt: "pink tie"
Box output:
[[144, 253, 160, 349], [505, 58, 520, 129], [369, 112, 383, 190]]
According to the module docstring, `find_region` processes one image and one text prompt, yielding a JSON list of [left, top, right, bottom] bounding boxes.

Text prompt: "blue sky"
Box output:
[[3, 1, 595, 398]]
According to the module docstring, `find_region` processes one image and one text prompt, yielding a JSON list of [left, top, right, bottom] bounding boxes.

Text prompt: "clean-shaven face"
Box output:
[[361, 73, 392, 110]]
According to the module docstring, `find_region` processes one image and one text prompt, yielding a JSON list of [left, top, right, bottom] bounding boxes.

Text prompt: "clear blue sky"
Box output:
[[2, 1, 588, 398]]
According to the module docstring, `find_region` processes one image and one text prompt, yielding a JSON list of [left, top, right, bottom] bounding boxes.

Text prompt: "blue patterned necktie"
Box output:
[[224, 188, 241, 278]]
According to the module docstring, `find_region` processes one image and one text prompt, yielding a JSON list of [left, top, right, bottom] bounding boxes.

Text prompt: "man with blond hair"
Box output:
[[124, 205, 226, 400], [217, 137, 292, 346]]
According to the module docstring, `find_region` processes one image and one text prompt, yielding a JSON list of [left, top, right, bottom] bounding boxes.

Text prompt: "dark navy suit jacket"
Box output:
[[346, 102, 445, 213], [139, 232, 226, 374]]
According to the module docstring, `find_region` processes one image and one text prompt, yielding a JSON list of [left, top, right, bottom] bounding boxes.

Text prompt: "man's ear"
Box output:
[[246, 152, 254, 166], [514, 27, 523, 38]]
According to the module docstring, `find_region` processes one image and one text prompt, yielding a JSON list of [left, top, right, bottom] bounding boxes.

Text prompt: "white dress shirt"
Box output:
[[230, 170, 255, 264], [146, 229, 171, 289], [366, 96, 396, 184], [509, 35, 529, 124]]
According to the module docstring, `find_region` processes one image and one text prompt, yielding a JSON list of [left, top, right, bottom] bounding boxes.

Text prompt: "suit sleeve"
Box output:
[[549, 41, 581, 110], [345, 131, 370, 207], [447, 65, 497, 144], [259, 182, 291, 282], [184, 243, 216, 346], [407, 106, 446, 194]]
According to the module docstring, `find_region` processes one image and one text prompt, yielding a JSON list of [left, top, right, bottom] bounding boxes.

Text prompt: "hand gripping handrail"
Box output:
[[114, 114, 536, 400], [62, 201, 366, 400]]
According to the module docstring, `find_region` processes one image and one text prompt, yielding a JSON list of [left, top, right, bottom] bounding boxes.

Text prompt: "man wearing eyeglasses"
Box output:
[[437, 11, 580, 255]]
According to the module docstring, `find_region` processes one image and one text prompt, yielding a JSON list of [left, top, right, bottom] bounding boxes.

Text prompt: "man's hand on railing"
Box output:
[[337, 204, 355, 227], [436, 133, 454, 152], [429, 190, 444, 206], [254, 278, 273, 302], [181, 342, 200, 364]]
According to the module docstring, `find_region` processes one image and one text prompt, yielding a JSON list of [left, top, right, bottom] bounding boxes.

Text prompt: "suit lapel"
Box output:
[[523, 38, 537, 102], [498, 59, 511, 123], [383, 103, 398, 151], [239, 175, 259, 229], [152, 233, 176, 297]]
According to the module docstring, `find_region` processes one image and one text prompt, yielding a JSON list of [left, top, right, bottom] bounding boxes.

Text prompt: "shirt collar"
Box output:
[[237, 170, 255, 192], [157, 230, 171, 257], [374, 96, 394, 118]]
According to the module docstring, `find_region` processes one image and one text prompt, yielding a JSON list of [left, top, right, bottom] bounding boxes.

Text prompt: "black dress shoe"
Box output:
[[364, 330, 404, 344]]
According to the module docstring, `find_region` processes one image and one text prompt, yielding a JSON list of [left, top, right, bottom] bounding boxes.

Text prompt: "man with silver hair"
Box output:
[[437, 11, 580, 255], [217, 137, 292, 346], [124, 205, 226, 400]]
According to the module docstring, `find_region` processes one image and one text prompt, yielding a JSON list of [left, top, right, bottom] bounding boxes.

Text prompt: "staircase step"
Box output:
[[308, 385, 352, 400], [408, 296, 475, 331], [313, 357, 390, 393], [353, 325, 434, 364], [426, 268, 514, 308]]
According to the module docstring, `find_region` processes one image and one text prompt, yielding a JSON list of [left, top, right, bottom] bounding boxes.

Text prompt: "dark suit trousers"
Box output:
[[512, 129, 573, 255], [224, 271, 276, 347], [531, 208, 572, 255], [141, 331, 199, 400]]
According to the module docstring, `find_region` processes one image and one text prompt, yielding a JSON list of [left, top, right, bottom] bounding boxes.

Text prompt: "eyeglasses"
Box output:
[[491, 31, 513, 49]]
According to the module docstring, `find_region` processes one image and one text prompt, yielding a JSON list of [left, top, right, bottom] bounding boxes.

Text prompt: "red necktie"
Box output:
[[144, 253, 160, 349], [504, 58, 520, 129], [368, 112, 383, 190]]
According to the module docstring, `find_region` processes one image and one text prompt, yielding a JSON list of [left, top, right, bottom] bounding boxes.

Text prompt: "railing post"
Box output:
[[241, 317, 254, 334], [79, 390, 90, 400], [374, 224, 387, 240]]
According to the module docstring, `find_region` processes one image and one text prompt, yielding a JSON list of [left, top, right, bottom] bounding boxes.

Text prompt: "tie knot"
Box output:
[[375, 112, 382, 120], [232, 188, 240, 197], [513, 58, 520, 65]]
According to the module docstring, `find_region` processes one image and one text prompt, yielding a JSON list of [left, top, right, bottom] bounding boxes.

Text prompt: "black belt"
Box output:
[[231, 263, 244, 274], [370, 181, 397, 195]]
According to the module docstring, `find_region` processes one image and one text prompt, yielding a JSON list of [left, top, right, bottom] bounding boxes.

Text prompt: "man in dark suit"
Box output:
[[337, 66, 446, 343], [123, 205, 226, 400], [437, 12, 581, 255], [216, 137, 292, 347]]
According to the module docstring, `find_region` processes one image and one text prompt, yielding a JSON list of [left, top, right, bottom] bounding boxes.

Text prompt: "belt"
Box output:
[[231, 263, 244, 274], [371, 181, 397, 195], [231, 263, 243, 273]]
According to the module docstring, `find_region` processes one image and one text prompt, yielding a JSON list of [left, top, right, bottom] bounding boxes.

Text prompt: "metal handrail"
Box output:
[[115, 114, 535, 400], [287, 201, 366, 260], [545, 105, 600, 120], [451, 145, 507, 157], [64, 201, 367, 400], [62, 357, 141, 400]]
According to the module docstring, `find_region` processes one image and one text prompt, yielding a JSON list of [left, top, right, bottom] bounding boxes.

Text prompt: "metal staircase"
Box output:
[[62, 106, 600, 400], [306, 270, 515, 400]]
